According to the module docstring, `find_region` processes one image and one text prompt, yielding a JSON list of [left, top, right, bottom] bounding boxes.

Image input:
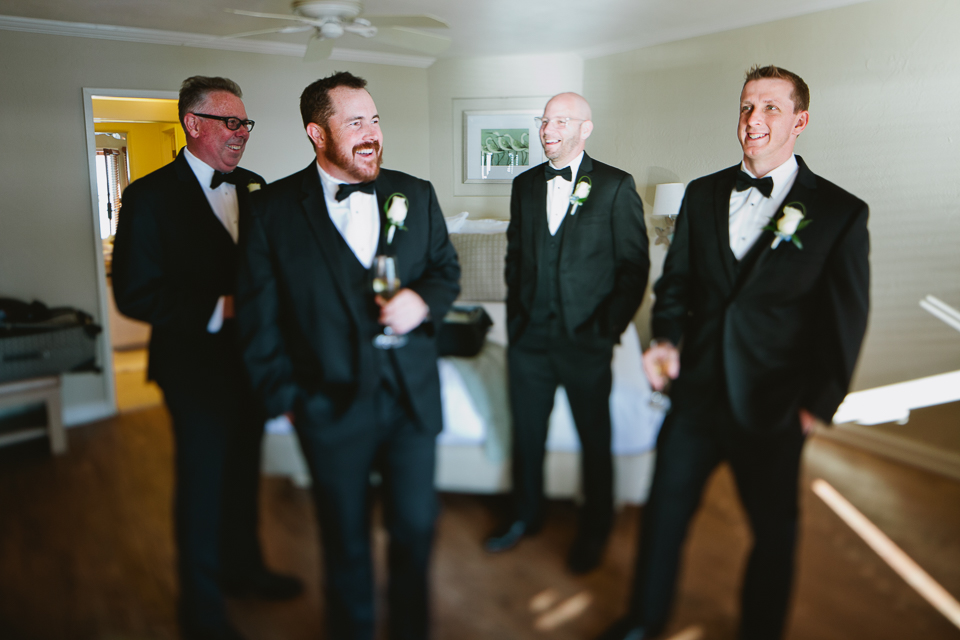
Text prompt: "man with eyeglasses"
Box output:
[[112, 76, 302, 640], [485, 92, 649, 574]]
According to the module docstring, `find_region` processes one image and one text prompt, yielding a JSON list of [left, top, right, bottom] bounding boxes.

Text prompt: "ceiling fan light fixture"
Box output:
[[319, 21, 345, 38], [293, 1, 363, 21]]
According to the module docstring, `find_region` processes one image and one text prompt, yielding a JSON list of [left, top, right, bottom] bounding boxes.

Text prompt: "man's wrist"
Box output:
[[648, 338, 674, 350]]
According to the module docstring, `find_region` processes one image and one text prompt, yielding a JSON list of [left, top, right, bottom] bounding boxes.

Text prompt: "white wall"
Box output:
[[0, 30, 430, 422], [583, 0, 960, 395], [3, 0, 958, 455]]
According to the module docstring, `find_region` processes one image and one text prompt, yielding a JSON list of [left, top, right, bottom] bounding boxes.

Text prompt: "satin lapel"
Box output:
[[299, 165, 363, 326], [173, 152, 237, 251], [561, 153, 593, 248], [374, 176, 391, 257], [530, 164, 548, 260], [730, 156, 819, 296], [712, 166, 739, 290]]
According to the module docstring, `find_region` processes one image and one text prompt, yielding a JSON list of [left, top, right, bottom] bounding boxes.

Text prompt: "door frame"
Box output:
[[81, 87, 179, 418]]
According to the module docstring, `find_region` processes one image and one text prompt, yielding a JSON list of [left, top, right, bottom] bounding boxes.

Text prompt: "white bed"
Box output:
[[261, 217, 665, 505]]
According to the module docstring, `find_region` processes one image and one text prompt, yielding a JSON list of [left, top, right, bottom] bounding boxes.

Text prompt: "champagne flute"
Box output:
[[647, 344, 673, 413], [371, 255, 407, 349]]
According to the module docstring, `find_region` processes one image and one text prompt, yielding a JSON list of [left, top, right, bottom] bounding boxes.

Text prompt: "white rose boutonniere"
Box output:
[[385, 193, 409, 244], [568, 176, 592, 216], [764, 202, 811, 249], [247, 182, 262, 193]]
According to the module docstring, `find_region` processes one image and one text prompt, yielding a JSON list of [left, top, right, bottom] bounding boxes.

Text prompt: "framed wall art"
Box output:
[[452, 96, 550, 197]]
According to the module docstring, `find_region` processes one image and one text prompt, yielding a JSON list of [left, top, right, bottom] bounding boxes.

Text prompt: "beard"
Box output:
[[323, 133, 382, 183]]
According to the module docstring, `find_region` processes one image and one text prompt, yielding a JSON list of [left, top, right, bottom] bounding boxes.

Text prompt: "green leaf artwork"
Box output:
[[480, 129, 530, 167]]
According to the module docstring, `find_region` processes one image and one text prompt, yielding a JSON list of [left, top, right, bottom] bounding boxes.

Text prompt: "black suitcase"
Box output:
[[0, 298, 101, 383]]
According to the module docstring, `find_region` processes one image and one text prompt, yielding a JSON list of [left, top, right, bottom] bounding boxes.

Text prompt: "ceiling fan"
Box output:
[[224, 1, 451, 61]]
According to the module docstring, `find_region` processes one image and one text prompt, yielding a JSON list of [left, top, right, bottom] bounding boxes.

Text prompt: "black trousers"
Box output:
[[294, 384, 437, 640], [628, 404, 806, 640], [159, 327, 267, 632], [508, 330, 615, 536]]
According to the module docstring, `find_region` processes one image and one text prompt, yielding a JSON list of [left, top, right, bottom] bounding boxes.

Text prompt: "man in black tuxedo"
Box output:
[[112, 76, 302, 640], [485, 92, 649, 574], [601, 66, 870, 640], [236, 71, 460, 640]]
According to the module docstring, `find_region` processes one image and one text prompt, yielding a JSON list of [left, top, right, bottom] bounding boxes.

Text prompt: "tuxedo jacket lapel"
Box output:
[[530, 164, 548, 260], [731, 157, 819, 295], [560, 153, 593, 245], [172, 153, 237, 253], [298, 165, 363, 327], [712, 167, 739, 291]]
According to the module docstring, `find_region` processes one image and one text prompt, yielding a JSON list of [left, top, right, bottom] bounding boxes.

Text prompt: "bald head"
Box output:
[[546, 92, 592, 121], [539, 92, 594, 168]]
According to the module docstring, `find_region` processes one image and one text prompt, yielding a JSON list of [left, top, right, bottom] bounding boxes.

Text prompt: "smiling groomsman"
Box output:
[[112, 76, 302, 640], [485, 92, 649, 574], [600, 66, 870, 640], [236, 71, 459, 640]]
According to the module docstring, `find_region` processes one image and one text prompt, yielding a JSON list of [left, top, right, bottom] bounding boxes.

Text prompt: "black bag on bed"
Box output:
[[437, 304, 493, 357]]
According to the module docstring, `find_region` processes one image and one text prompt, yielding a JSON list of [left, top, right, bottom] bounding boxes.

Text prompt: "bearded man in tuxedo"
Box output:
[[112, 76, 302, 640], [236, 71, 459, 640], [600, 65, 870, 640], [485, 92, 649, 574]]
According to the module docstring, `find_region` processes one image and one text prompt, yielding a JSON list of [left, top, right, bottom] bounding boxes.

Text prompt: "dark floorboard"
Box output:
[[1, 404, 958, 639]]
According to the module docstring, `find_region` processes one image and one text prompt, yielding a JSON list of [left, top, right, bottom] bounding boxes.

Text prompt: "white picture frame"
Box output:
[[462, 109, 544, 184], [452, 96, 550, 197]]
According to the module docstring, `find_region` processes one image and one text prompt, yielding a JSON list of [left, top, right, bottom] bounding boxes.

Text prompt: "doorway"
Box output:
[[83, 89, 184, 413]]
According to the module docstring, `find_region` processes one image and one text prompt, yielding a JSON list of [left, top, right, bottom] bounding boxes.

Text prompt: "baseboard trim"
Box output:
[[63, 400, 115, 427], [818, 422, 960, 481]]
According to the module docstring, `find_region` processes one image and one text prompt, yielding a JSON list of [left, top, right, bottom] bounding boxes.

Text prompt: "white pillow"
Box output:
[[460, 218, 510, 234], [445, 211, 469, 234]]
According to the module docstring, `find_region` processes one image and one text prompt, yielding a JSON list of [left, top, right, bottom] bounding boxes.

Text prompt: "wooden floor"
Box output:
[[1, 404, 959, 640]]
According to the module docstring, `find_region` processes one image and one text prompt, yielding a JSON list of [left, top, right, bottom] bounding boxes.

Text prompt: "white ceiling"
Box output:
[[0, 0, 876, 61]]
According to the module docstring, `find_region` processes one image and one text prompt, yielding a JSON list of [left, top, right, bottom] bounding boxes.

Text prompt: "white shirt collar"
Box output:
[[316, 161, 370, 203], [183, 147, 218, 188], [740, 154, 799, 190], [549, 150, 585, 182]]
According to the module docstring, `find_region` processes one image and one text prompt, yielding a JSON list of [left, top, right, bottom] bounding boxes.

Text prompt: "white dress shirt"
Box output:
[[183, 148, 240, 333], [728, 155, 799, 260], [546, 151, 585, 236], [316, 163, 381, 269]]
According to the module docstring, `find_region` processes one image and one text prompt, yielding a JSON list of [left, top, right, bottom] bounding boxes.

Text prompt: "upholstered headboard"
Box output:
[[449, 232, 508, 302]]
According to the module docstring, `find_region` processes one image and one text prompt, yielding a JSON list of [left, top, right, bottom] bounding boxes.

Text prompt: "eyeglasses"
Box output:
[[193, 113, 255, 132], [534, 117, 585, 130]]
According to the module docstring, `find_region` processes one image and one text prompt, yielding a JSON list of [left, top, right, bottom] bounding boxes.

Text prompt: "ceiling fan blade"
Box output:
[[304, 35, 335, 62], [226, 8, 311, 22], [371, 27, 451, 56], [362, 14, 449, 30], [222, 25, 313, 39]]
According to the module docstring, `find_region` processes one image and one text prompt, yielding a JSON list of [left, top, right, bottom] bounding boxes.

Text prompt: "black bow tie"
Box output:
[[336, 181, 376, 202], [210, 171, 240, 189], [544, 165, 572, 182], [735, 170, 774, 198]]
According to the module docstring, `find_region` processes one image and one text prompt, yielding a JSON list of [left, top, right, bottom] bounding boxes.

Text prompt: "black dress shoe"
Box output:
[[567, 534, 608, 574], [222, 569, 304, 601], [596, 617, 649, 640], [484, 520, 538, 553]]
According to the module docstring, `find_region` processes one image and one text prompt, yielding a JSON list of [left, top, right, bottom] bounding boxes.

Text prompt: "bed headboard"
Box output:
[[449, 232, 508, 302]]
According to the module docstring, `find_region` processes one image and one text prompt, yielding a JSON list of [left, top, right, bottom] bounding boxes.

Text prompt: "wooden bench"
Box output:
[[0, 376, 67, 454]]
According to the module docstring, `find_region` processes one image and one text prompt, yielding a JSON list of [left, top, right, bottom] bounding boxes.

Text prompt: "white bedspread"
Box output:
[[438, 302, 665, 458]]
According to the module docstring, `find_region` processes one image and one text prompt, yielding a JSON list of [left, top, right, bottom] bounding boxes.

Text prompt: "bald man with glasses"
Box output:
[[112, 76, 301, 640], [485, 92, 649, 574]]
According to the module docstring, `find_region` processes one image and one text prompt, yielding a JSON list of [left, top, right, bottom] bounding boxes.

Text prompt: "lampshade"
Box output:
[[651, 183, 685, 218]]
